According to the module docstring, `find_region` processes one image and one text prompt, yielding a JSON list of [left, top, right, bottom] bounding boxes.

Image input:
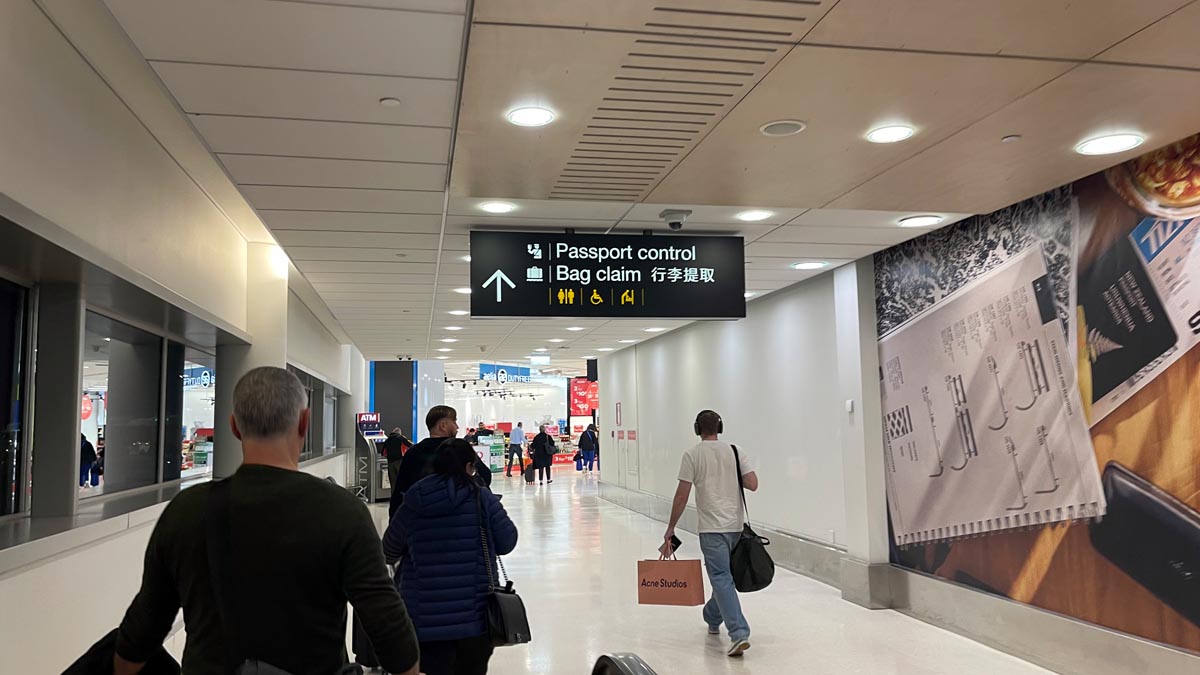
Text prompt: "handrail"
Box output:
[[591, 653, 658, 675]]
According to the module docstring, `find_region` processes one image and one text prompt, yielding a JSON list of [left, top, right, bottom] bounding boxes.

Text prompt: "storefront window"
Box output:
[[288, 366, 315, 461], [178, 349, 216, 481], [81, 313, 162, 497], [323, 384, 338, 454], [0, 278, 28, 516]]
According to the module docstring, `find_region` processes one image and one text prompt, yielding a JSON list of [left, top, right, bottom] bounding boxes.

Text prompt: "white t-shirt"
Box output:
[[677, 440, 755, 534]]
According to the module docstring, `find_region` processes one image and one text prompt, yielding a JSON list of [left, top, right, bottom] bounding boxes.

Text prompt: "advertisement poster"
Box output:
[[875, 133, 1200, 652], [569, 377, 599, 417], [880, 250, 1103, 546]]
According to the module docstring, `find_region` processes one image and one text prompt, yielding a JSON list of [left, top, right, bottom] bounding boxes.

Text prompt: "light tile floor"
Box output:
[[374, 472, 1054, 675]]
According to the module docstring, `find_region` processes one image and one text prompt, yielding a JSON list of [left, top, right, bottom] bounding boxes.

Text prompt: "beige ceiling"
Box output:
[[102, 0, 1200, 375]]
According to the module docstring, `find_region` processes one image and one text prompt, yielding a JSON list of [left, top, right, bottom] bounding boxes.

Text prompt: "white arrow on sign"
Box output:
[[483, 269, 516, 301]]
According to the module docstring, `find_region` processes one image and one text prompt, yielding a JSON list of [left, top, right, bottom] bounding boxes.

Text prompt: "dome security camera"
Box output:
[[658, 209, 692, 231]]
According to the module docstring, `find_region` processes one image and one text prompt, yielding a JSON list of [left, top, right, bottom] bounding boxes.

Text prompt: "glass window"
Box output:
[[0, 278, 29, 516], [288, 366, 316, 462], [177, 348, 215, 482], [82, 313, 162, 497], [323, 385, 338, 455]]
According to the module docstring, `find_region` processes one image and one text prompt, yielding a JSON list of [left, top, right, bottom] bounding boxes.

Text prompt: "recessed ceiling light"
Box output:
[[759, 119, 807, 137], [394, 252, 408, 258], [618, 339, 638, 343], [378, 97, 402, 107], [462, 255, 472, 262], [479, 201, 516, 214], [1001, 134, 1023, 144], [507, 107, 555, 127], [898, 215, 943, 229], [744, 291, 756, 298], [444, 326, 463, 331], [454, 288, 471, 294], [436, 356, 450, 360], [566, 326, 585, 332], [582, 355, 597, 360], [547, 339, 565, 343], [866, 125, 915, 144], [534, 348, 549, 352], [437, 348, 453, 353], [440, 338, 458, 343], [791, 261, 830, 271], [644, 327, 666, 333], [104, 338, 111, 342], [597, 347, 615, 352], [736, 210, 774, 222], [448, 310, 469, 316], [1075, 133, 1144, 156]]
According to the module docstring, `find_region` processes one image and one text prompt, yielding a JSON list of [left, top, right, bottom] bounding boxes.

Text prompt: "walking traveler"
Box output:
[[383, 427, 413, 488], [661, 410, 759, 658], [80, 433, 97, 488], [505, 422, 526, 476], [390, 405, 491, 518], [530, 424, 556, 485], [113, 366, 421, 675], [384, 440, 518, 675], [578, 424, 599, 474]]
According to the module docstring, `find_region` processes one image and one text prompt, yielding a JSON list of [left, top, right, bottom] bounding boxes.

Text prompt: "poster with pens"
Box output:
[[879, 249, 1103, 546]]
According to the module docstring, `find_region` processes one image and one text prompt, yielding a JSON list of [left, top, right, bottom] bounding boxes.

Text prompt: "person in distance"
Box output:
[[578, 423, 599, 474], [114, 366, 420, 675], [390, 405, 491, 518], [384, 440, 518, 675], [530, 423, 556, 485], [505, 421, 526, 477], [661, 410, 759, 658], [383, 426, 414, 489]]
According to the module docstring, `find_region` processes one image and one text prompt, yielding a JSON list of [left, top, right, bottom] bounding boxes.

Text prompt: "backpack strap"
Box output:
[[731, 444, 750, 524]]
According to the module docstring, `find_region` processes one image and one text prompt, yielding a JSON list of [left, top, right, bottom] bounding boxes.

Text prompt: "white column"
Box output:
[[834, 260, 892, 608], [213, 243, 289, 477]]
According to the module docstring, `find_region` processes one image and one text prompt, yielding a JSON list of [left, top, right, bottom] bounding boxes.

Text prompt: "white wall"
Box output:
[[0, 1, 248, 333], [599, 273, 848, 546], [288, 290, 352, 392], [301, 451, 351, 487]]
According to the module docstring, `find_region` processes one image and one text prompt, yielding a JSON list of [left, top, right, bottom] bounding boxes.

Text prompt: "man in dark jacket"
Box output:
[[80, 433, 97, 488], [389, 405, 491, 518], [579, 423, 599, 473], [382, 427, 412, 489], [114, 367, 420, 675]]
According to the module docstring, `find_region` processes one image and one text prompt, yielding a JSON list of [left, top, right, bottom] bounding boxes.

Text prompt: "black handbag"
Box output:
[[730, 445, 775, 593], [476, 488, 531, 647]]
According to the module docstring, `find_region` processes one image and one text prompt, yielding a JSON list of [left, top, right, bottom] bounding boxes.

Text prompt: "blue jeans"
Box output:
[[80, 461, 93, 487], [699, 532, 750, 642], [582, 450, 595, 470]]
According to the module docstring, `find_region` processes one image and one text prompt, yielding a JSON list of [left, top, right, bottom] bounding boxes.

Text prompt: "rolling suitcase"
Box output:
[[523, 464, 536, 484]]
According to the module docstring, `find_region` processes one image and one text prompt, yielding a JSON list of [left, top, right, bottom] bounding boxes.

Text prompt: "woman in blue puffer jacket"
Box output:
[[383, 439, 518, 675]]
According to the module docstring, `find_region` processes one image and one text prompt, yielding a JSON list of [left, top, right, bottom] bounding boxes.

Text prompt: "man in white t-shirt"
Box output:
[[661, 410, 758, 657]]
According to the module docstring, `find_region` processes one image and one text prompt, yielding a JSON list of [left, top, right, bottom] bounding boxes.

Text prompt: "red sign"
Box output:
[[618, 431, 626, 440], [628, 430, 637, 441], [356, 412, 380, 424], [81, 395, 93, 421], [552, 453, 576, 465], [545, 425, 560, 436], [569, 377, 599, 417]]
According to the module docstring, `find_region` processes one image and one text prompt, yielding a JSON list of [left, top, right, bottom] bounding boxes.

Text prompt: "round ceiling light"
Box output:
[[378, 97, 402, 107], [436, 356, 450, 360], [1075, 133, 1144, 156], [866, 125, 915, 144], [744, 291, 756, 298], [440, 338, 458, 343], [507, 107, 555, 127], [444, 326, 463, 331], [790, 261, 830, 271], [566, 326, 585, 332], [454, 288, 472, 294], [898, 214, 944, 228], [534, 348, 549, 352], [437, 348, 453, 352], [479, 201, 516, 214], [618, 339, 638, 344], [736, 210, 774, 222], [547, 338, 565, 343], [759, 120, 807, 137], [597, 347, 615, 352], [448, 310, 469, 316], [462, 255, 472, 262], [644, 327, 666, 333]]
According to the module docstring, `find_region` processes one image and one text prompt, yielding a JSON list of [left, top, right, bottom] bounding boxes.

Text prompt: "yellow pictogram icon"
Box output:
[[590, 289, 604, 305], [556, 289, 576, 305], [620, 290, 635, 305]]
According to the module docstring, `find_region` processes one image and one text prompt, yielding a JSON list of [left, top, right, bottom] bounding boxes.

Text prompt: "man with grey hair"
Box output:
[[114, 367, 420, 675]]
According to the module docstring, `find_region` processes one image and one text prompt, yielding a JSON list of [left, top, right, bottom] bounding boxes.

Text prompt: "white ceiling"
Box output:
[[102, 0, 1200, 377]]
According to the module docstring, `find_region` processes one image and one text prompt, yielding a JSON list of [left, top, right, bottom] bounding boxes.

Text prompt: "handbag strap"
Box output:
[[205, 478, 245, 670], [731, 444, 750, 524], [475, 486, 507, 592]]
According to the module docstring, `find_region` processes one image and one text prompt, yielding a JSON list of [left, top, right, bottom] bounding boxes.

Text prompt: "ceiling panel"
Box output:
[[445, 216, 616, 234], [648, 45, 1071, 209], [448, 197, 632, 220], [804, 0, 1188, 60], [192, 115, 450, 163], [221, 155, 445, 191], [789, 208, 972, 229], [152, 62, 457, 126], [612, 220, 776, 239], [286, 247, 441, 263], [828, 63, 1200, 214], [474, 0, 836, 39], [622, 203, 805, 225], [310, 0, 467, 11], [295, 260, 437, 274], [1097, 2, 1200, 69], [105, 0, 463, 78], [743, 241, 882, 259], [260, 211, 443, 233], [756, 225, 921, 246], [239, 185, 444, 213], [274, 231, 465, 249]]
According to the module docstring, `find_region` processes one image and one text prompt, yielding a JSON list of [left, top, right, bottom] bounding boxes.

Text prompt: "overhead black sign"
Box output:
[[469, 231, 745, 319]]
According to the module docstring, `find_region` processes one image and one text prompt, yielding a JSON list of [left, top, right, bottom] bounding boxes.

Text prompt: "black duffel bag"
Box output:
[[730, 445, 775, 592]]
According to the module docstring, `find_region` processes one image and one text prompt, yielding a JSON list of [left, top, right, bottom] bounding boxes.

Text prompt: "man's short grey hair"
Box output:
[[233, 367, 307, 438]]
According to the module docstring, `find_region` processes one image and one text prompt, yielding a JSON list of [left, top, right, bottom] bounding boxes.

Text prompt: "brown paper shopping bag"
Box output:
[[637, 558, 706, 606]]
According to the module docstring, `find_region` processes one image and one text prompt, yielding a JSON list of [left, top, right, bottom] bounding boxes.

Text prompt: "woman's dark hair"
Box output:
[[432, 439, 479, 484]]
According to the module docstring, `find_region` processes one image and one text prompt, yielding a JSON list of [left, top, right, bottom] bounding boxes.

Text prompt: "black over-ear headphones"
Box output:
[[694, 410, 723, 436]]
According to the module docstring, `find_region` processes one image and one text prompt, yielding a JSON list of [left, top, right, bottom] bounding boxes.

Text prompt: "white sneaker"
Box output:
[[727, 639, 750, 657], [707, 625, 720, 635]]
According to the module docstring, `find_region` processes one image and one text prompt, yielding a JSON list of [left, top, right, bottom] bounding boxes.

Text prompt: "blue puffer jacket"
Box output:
[[382, 474, 518, 642]]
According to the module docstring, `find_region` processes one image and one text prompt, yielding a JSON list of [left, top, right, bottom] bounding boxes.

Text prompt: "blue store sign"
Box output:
[[478, 363, 531, 384], [184, 366, 215, 389]]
